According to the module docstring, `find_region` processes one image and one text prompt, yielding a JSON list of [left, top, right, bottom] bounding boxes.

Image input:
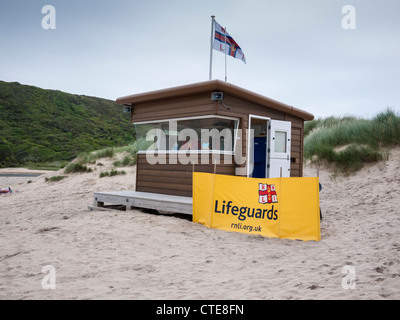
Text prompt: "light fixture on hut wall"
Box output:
[[123, 106, 132, 113], [211, 91, 230, 110]]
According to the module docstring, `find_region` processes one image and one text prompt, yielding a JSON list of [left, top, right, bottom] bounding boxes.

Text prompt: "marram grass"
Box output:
[[304, 108, 400, 173]]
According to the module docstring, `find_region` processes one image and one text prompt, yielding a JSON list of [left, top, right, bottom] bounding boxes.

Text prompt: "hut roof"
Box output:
[[116, 80, 314, 121]]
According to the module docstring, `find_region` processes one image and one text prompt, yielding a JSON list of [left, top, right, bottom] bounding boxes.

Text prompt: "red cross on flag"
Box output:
[[259, 183, 278, 204]]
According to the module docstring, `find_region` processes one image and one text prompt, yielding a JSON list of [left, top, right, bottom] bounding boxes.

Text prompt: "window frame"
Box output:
[[134, 115, 240, 155]]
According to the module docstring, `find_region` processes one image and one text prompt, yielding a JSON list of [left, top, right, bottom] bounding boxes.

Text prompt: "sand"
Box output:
[[1, 150, 399, 300]]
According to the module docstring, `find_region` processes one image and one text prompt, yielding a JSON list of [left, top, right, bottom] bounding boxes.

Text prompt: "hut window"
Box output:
[[274, 131, 287, 153], [135, 116, 239, 153]]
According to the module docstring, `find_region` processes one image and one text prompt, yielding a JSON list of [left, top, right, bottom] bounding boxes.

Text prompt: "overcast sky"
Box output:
[[0, 0, 399, 119]]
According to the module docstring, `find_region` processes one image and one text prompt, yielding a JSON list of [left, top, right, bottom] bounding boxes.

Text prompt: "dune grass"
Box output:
[[74, 147, 115, 166], [99, 168, 126, 178], [74, 142, 138, 166], [45, 175, 67, 182], [304, 108, 400, 173], [63, 142, 138, 174], [63, 162, 92, 174]]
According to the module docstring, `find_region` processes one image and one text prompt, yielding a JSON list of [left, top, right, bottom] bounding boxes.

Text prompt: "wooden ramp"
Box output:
[[89, 191, 193, 215]]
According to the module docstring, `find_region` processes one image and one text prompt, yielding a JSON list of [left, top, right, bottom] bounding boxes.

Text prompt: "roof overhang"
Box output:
[[116, 80, 314, 121]]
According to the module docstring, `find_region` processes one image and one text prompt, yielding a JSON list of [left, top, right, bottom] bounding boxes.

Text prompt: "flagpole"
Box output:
[[209, 15, 215, 81], [224, 26, 227, 82]]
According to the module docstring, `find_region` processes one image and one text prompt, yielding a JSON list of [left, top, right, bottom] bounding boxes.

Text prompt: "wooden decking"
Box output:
[[89, 191, 193, 215]]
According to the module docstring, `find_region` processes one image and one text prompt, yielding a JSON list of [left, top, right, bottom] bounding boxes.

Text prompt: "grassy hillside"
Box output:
[[0, 81, 135, 167], [304, 109, 400, 173]]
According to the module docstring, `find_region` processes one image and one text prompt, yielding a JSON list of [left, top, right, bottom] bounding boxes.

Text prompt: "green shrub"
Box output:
[[99, 168, 126, 178], [64, 162, 92, 174], [121, 155, 136, 166], [113, 160, 122, 167], [110, 168, 126, 176], [45, 175, 67, 182], [99, 171, 109, 178]]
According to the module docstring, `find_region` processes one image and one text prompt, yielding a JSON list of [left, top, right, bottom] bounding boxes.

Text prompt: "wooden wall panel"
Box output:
[[131, 94, 217, 123], [136, 153, 234, 197]]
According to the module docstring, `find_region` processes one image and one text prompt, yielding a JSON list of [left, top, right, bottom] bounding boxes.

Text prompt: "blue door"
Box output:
[[253, 136, 267, 178]]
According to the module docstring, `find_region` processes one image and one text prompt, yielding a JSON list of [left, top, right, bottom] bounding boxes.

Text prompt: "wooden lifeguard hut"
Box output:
[[92, 80, 314, 214]]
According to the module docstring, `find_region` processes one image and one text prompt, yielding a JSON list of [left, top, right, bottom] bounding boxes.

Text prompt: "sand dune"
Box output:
[[1, 150, 399, 300]]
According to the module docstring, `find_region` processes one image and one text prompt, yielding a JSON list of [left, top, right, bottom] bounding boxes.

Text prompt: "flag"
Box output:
[[213, 20, 246, 64]]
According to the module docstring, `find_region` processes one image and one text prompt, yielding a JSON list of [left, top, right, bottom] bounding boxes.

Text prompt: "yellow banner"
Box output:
[[193, 173, 321, 241]]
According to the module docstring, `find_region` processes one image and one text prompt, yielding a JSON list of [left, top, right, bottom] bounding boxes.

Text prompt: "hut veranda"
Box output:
[[116, 80, 314, 199]]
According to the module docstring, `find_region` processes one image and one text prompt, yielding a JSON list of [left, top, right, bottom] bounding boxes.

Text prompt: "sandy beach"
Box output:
[[1, 150, 399, 300]]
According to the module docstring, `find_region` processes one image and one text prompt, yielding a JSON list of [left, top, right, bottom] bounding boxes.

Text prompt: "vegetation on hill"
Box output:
[[304, 108, 400, 173], [0, 81, 135, 168]]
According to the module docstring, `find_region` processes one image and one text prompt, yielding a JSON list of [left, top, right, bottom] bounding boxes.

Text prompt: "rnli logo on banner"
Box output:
[[259, 183, 278, 204]]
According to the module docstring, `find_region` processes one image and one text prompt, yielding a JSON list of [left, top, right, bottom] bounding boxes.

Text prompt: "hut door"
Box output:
[[268, 120, 291, 178], [247, 115, 270, 178]]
